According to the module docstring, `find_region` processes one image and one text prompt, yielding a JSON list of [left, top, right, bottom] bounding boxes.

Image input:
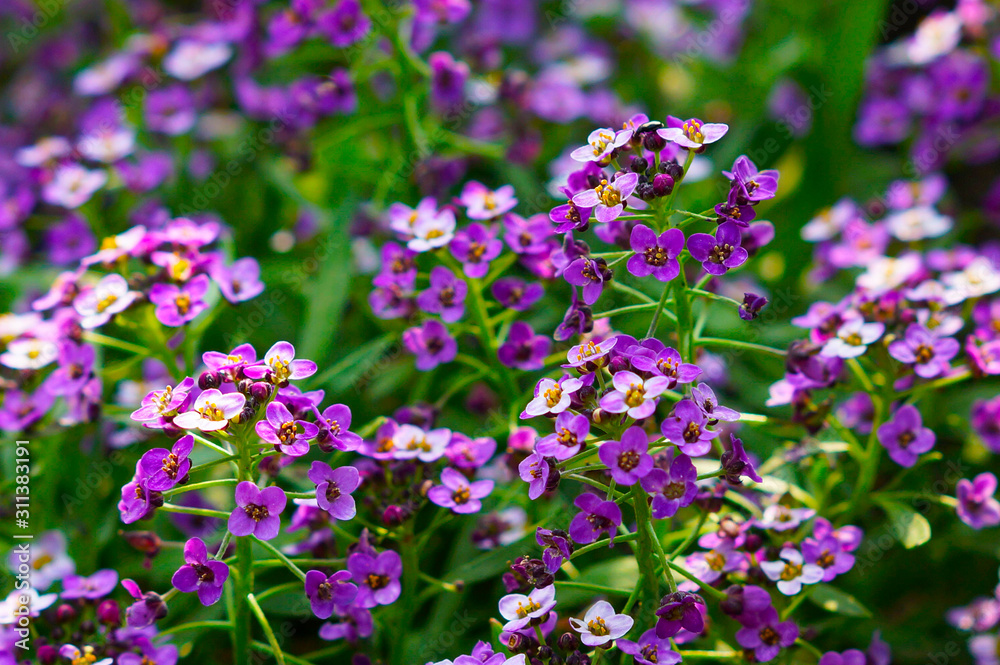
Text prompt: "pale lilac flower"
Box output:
[[164, 41, 232, 80], [569, 600, 634, 647], [460, 181, 517, 220], [758, 504, 817, 531], [391, 424, 450, 462], [73, 274, 138, 328], [661, 400, 719, 457], [760, 547, 825, 595], [42, 164, 107, 208], [641, 449, 698, 518], [0, 338, 58, 370], [427, 467, 494, 513], [600, 370, 670, 420], [572, 173, 639, 223], [61, 570, 119, 600], [888, 324, 959, 378], [173, 388, 246, 432], [821, 318, 885, 359], [570, 127, 629, 163], [565, 336, 617, 369], [657, 117, 729, 149], [518, 452, 552, 500], [212, 257, 265, 303], [522, 375, 584, 417], [535, 411, 590, 461], [244, 341, 317, 383], [498, 585, 556, 631], [409, 208, 457, 252], [686, 547, 745, 584], [149, 274, 211, 327], [957, 473, 1000, 530], [877, 405, 935, 467], [402, 319, 458, 370]]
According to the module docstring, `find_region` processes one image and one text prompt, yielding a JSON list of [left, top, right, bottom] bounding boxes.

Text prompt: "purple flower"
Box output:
[[725, 156, 779, 204], [170, 538, 229, 606], [600, 370, 670, 420], [149, 274, 211, 327], [957, 473, 1000, 530], [631, 346, 701, 388], [308, 462, 360, 520], [173, 389, 245, 432], [460, 182, 517, 220], [316, 0, 370, 46], [973, 397, 1000, 453], [888, 324, 959, 378], [686, 546, 745, 583], [498, 585, 556, 631], [498, 321, 551, 370], [565, 336, 617, 369], [819, 650, 867, 665], [347, 549, 402, 608], [687, 222, 749, 276], [118, 639, 178, 665], [256, 401, 319, 457], [402, 319, 458, 370], [244, 341, 317, 384], [758, 504, 816, 531], [569, 493, 622, 544], [740, 293, 769, 321], [536, 528, 574, 573], [503, 213, 553, 255], [428, 467, 495, 513], [212, 257, 265, 303], [536, 411, 590, 461], [491, 277, 543, 311], [319, 605, 374, 641], [428, 51, 469, 111], [627, 225, 684, 282], [619, 628, 682, 665], [554, 295, 594, 341], [391, 424, 450, 462], [569, 600, 634, 647], [572, 172, 639, 223], [121, 579, 168, 628], [657, 117, 729, 149], [130, 377, 196, 428], [228, 482, 286, 540], [691, 382, 740, 422], [315, 403, 362, 451], [44, 342, 95, 396], [877, 404, 935, 468], [518, 452, 553, 500], [641, 449, 698, 518], [735, 606, 798, 662], [304, 570, 357, 619], [417, 266, 467, 322], [450, 222, 503, 278], [522, 375, 584, 417], [140, 435, 194, 492], [655, 591, 706, 638], [599, 426, 655, 486], [760, 547, 824, 595], [445, 433, 497, 469], [661, 400, 719, 457], [802, 535, 856, 582], [61, 570, 119, 600], [720, 434, 762, 485], [564, 256, 612, 305]]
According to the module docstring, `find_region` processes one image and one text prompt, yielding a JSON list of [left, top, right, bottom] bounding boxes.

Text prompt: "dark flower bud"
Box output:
[[238, 405, 256, 424], [383, 505, 407, 526], [352, 655, 373, 665], [80, 619, 96, 635], [38, 645, 60, 665], [544, 466, 561, 493], [538, 646, 554, 660], [50, 627, 64, 641], [121, 530, 162, 559], [565, 652, 584, 665], [56, 604, 77, 623], [236, 378, 254, 394], [664, 162, 684, 180], [198, 371, 220, 390], [97, 599, 122, 626], [608, 355, 630, 374], [558, 632, 579, 651], [250, 382, 271, 402], [257, 455, 281, 477], [652, 173, 675, 197], [642, 131, 666, 152], [630, 156, 649, 173], [502, 572, 521, 593], [720, 585, 744, 617], [739, 293, 769, 321], [636, 183, 656, 201], [507, 632, 527, 653]]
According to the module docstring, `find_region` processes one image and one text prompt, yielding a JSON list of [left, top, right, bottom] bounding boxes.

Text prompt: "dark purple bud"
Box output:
[[538, 646, 555, 661], [56, 604, 76, 623], [121, 531, 162, 558], [544, 466, 561, 493], [507, 632, 527, 653], [643, 131, 666, 152], [250, 382, 271, 402], [720, 585, 744, 617], [608, 355, 630, 374], [652, 173, 675, 197], [198, 371, 220, 390], [664, 161, 684, 180], [383, 505, 407, 526], [558, 632, 580, 651], [236, 378, 253, 394], [630, 156, 649, 173], [80, 619, 95, 635], [37, 645, 59, 665], [97, 599, 122, 625]]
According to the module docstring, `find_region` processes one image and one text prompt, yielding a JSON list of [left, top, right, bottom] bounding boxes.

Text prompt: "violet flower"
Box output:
[[402, 319, 458, 370], [316, 403, 363, 451], [347, 549, 402, 608], [569, 492, 622, 544], [740, 293, 769, 321], [43, 342, 95, 395], [60, 570, 119, 600], [657, 117, 729, 149], [760, 547, 824, 595], [720, 434, 762, 485], [308, 462, 360, 520], [491, 277, 543, 311], [228, 482, 287, 540], [661, 399, 719, 457], [564, 256, 612, 305], [887, 323, 959, 378], [212, 257, 265, 303], [691, 382, 740, 422], [417, 266, 467, 322], [572, 173, 639, 223], [631, 346, 701, 388], [687, 222, 749, 276], [957, 473, 1000, 530], [428, 467, 494, 513], [305, 570, 357, 619], [627, 225, 684, 282], [877, 404, 935, 468], [140, 435, 194, 492], [498, 321, 551, 370], [256, 401, 319, 457], [170, 538, 229, 606], [735, 606, 798, 662], [599, 426, 655, 486], [641, 449, 698, 518], [244, 341, 318, 384], [130, 377, 196, 428], [522, 375, 584, 417], [655, 591, 706, 638], [802, 535, 856, 582], [450, 223, 503, 278], [518, 452, 553, 500], [535, 411, 590, 461], [460, 181, 517, 220], [618, 628, 682, 665]]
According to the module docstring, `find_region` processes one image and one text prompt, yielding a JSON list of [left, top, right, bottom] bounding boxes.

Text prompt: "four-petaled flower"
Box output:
[[598, 426, 655, 486], [173, 388, 246, 431], [687, 222, 749, 276], [427, 467, 495, 514], [600, 370, 670, 420], [308, 461, 361, 520], [228, 482, 287, 540], [171, 537, 229, 606], [627, 225, 684, 282], [572, 172, 639, 224], [569, 600, 634, 647]]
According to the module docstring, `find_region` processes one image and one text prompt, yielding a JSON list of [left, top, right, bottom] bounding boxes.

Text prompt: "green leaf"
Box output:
[[877, 499, 932, 549], [808, 583, 873, 618]]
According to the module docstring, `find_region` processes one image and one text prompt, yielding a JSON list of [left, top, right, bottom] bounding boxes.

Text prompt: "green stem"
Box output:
[[694, 337, 786, 358], [247, 593, 285, 665], [674, 267, 693, 362], [251, 536, 307, 581], [646, 282, 673, 338], [232, 433, 255, 665], [553, 581, 633, 595], [632, 485, 663, 622]]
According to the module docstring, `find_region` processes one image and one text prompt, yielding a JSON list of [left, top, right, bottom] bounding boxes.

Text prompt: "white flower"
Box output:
[[0, 338, 58, 370], [0, 588, 58, 623], [942, 257, 1000, 303], [821, 318, 885, 359], [15, 136, 72, 167], [73, 274, 139, 329], [856, 254, 921, 293], [42, 164, 108, 209], [172, 388, 246, 431], [77, 127, 137, 163], [164, 41, 232, 80], [0, 313, 42, 343], [906, 11, 963, 65], [760, 548, 824, 595], [885, 206, 952, 242], [801, 198, 857, 242], [74, 53, 135, 95], [570, 127, 629, 163], [407, 209, 456, 252], [391, 424, 451, 463]]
